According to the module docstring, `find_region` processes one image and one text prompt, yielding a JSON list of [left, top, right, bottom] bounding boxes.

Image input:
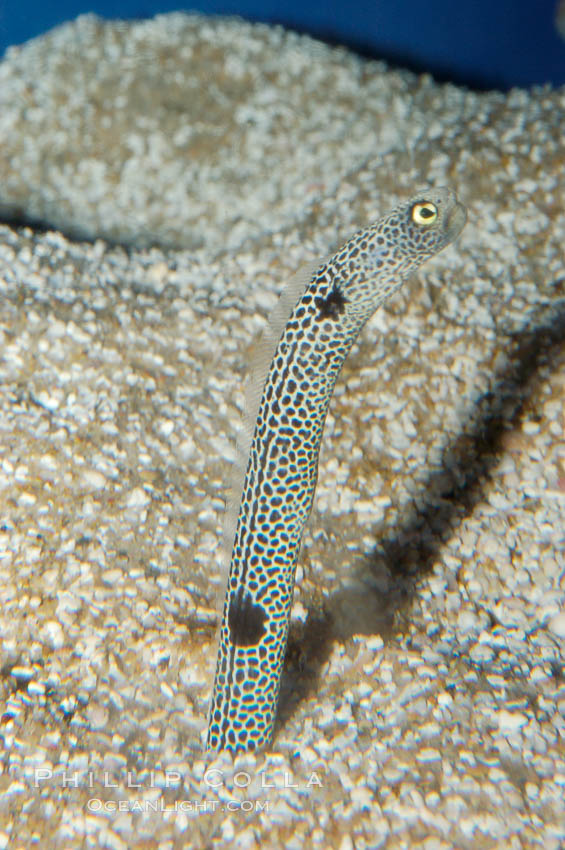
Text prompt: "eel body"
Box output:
[[207, 187, 466, 753]]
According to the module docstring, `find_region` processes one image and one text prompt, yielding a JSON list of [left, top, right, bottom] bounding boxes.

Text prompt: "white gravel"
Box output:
[[0, 11, 563, 850]]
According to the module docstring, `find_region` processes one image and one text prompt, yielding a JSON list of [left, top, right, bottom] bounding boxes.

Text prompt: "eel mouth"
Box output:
[[445, 199, 467, 241]]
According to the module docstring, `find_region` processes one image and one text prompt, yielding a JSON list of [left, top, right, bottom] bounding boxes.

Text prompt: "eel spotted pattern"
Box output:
[[207, 187, 467, 753]]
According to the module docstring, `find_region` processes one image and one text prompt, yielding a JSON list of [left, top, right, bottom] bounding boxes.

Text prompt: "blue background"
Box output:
[[0, 0, 564, 90]]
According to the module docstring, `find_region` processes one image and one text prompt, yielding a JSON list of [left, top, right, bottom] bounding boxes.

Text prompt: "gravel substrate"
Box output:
[[0, 12, 564, 850]]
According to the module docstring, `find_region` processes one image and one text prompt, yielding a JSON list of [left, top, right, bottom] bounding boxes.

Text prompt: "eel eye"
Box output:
[[411, 201, 438, 226]]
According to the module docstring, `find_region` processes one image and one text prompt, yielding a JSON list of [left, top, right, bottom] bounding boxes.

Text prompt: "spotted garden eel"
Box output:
[[207, 187, 466, 753]]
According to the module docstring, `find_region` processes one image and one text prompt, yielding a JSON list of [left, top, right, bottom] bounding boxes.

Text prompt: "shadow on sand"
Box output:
[[277, 297, 565, 733]]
